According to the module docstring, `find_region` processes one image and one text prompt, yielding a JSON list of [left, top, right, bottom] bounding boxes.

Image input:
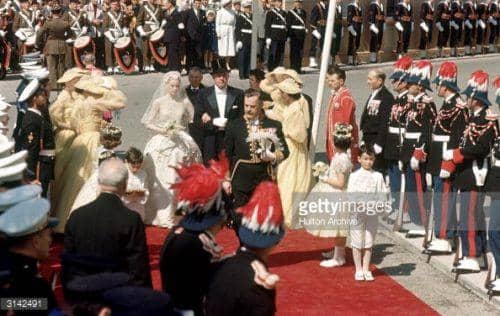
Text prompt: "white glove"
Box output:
[[370, 23, 379, 34], [178, 22, 185, 30], [450, 20, 459, 30], [465, 19, 473, 29], [436, 21, 444, 32], [65, 38, 74, 44], [373, 143, 383, 155], [398, 160, 404, 171], [395, 21, 404, 32], [489, 16, 498, 26], [266, 38, 271, 49], [0, 30, 5, 38], [236, 41, 243, 51], [312, 29, 322, 39], [104, 30, 115, 43], [261, 149, 276, 162], [410, 157, 420, 171], [440, 169, 451, 179], [443, 149, 453, 161], [478, 19, 486, 29], [348, 25, 357, 36], [137, 25, 146, 37], [420, 21, 429, 33], [81, 26, 88, 35], [212, 117, 228, 128], [122, 27, 129, 36]]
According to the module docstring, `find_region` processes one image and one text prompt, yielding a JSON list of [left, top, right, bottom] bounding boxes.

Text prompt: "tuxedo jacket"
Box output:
[[162, 8, 183, 43], [185, 84, 205, 150], [195, 85, 244, 162], [62, 193, 152, 288], [360, 85, 394, 147], [185, 8, 205, 41]]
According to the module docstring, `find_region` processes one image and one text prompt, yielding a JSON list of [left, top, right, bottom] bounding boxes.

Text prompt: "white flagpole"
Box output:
[[309, 0, 337, 162]]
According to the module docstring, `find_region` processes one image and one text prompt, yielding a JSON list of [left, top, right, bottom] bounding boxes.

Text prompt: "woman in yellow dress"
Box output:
[[52, 76, 127, 233], [49, 68, 89, 206], [275, 78, 312, 227]]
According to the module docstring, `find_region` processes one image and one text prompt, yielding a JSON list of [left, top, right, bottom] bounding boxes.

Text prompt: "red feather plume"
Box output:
[[493, 76, 500, 89], [237, 181, 284, 233], [471, 70, 489, 85], [437, 61, 457, 79], [394, 56, 413, 71]]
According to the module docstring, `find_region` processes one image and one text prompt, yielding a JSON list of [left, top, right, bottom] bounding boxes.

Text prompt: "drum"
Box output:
[[148, 29, 168, 65], [113, 36, 136, 74], [73, 35, 95, 69]]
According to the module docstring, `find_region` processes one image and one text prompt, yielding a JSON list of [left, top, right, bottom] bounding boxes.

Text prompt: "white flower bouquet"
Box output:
[[246, 128, 284, 156], [312, 161, 329, 178]]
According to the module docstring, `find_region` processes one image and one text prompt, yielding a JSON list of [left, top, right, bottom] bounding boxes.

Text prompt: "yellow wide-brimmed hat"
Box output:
[[275, 78, 302, 95], [57, 67, 89, 84]]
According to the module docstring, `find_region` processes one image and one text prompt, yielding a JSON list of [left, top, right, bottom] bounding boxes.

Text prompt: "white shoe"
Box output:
[[320, 258, 345, 268], [106, 67, 113, 73], [113, 66, 120, 74], [150, 65, 156, 72], [491, 279, 500, 291], [427, 238, 452, 252], [309, 57, 318, 68], [456, 257, 481, 272], [322, 249, 335, 259], [402, 213, 411, 223], [364, 271, 375, 281], [355, 271, 365, 281]]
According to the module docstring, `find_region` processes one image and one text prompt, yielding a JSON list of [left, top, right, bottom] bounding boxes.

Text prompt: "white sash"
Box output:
[[107, 11, 123, 34], [69, 11, 82, 29], [271, 8, 286, 24], [144, 4, 159, 26], [19, 11, 34, 30], [289, 9, 305, 27], [241, 13, 253, 25]]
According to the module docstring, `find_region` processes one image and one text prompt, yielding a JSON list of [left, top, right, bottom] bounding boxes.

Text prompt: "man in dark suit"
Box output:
[[360, 69, 395, 172], [185, 0, 204, 69], [186, 67, 205, 151], [162, 0, 183, 71], [195, 63, 244, 163], [62, 158, 152, 289]]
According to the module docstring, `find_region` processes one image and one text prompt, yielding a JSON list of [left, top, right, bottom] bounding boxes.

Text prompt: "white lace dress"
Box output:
[[142, 95, 202, 227], [122, 168, 149, 221]]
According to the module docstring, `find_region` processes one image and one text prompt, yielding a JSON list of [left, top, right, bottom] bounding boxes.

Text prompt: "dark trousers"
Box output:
[[369, 27, 384, 52], [405, 166, 430, 227], [419, 22, 433, 50], [488, 198, 500, 276], [167, 41, 180, 71], [186, 39, 202, 68], [463, 23, 476, 46], [308, 28, 322, 57], [489, 22, 499, 44], [437, 21, 450, 48], [458, 189, 487, 257], [432, 176, 457, 239], [387, 161, 403, 212], [347, 24, 362, 56], [289, 36, 304, 73], [449, 22, 463, 48], [237, 44, 251, 79], [94, 37, 105, 69], [477, 20, 487, 46], [397, 22, 412, 53], [267, 40, 285, 72]]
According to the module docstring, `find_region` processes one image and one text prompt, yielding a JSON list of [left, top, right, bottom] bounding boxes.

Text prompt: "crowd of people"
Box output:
[[0, 0, 499, 85]]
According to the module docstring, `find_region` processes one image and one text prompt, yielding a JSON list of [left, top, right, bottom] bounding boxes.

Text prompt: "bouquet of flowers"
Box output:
[[312, 161, 329, 178], [246, 128, 284, 156], [164, 120, 184, 135]]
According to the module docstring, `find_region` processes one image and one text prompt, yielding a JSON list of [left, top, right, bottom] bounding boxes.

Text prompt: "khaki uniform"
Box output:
[[37, 16, 70, 90], [136, 3, 161, 68], [63, 9, 88, 67], [103, 9, 126, 68]]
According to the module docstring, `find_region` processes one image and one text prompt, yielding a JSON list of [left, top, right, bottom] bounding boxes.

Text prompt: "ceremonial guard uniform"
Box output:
[[265, 5, 287, 71], [83, 0, 105, 69], [36, 5, 70, 90], [487, 0, 498, 53], [103, 1, 128, 73], [63, 0, 88, 68], [308, 0, 327, 68], [368, 0, 385, 63], [235, 1, 253, 79], [442, 71, 498, 272], [0, 187, 60, 316], [160, 157, 229, 315], [347, 1, 362, 65], [449, 0, 464, 56], [17, 79, 55, 197], [286, 1, 306, 74], [401, 61, 437, 235], [436, 0, 451, 57], [395, 0, 413, 58], [426, 62, 468, 253], [206, 182, 285, 316], [419, 0, 435, 59], [385, 56, 413, 222], [12, 0, 35, 58], [476, 0, 489, 53], [136, 0, 161, 72], [225, 115, 288, 208], [463, 0, 477, 55]]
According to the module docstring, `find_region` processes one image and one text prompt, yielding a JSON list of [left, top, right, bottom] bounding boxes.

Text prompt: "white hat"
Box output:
[[242, 0, 252, 6], [18, 79, 42, 103], [21, 68, 50, 81], [221, 0, 232, 6], [0, 141, 14, 158], [0, 151, 27, 169], [18, 61, 38, 67], [0, 197, 56, 237], [0, 184, 41, 213], [21, 64, 43, 71], [0, 161, 28, 185]]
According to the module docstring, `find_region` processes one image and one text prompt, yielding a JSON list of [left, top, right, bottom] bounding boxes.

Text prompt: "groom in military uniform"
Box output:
[[225, 88, 288, 210]]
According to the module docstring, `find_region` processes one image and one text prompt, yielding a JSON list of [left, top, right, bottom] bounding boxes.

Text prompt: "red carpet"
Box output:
[[43, 227, 437, 315]]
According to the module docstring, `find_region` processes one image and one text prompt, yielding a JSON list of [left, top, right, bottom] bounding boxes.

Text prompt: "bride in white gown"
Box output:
[[142, 71, 202, 227]]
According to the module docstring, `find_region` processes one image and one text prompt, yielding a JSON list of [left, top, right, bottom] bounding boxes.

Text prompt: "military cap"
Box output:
[[0, 197, 57, 237]]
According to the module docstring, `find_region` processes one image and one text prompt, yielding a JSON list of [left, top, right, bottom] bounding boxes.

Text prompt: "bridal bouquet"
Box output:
[[312, 161, 329, 178], [246, 128, 284, 156], [164, 120, 184, 135]]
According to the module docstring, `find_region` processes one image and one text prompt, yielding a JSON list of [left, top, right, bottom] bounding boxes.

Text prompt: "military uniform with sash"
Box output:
[[63, 3, 88, 67], [103, 7, 128, 71], [463, 0, 477, 55], [308, 0, 326, 67], [436, 0, 451, 56], [476, 0, 489, 53], [347, 1, 362, 65], [12, 5, 35, 57], [487, 0, 499, 53], [265, 7, 287, 71], [419, 0, 435, 58], [286, 4, 307, 74], [368, 0, 385, 63], [136, 0, 161, 71], [449, 0, 464, 56], [235, 9, 253, 79], [395, 1, 412, 57], [83, 1, 105, 68]]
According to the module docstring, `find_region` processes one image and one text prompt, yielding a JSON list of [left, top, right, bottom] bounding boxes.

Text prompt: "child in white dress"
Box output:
[[122, 147, 149, 221], [347, 145, 389, 281]]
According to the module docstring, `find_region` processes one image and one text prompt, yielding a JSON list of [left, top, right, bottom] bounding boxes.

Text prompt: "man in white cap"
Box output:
[[0, 141, 29, 190]]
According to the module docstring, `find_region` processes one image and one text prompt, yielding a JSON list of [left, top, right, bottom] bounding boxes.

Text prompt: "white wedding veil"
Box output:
[[141, 71, 188, 126]]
